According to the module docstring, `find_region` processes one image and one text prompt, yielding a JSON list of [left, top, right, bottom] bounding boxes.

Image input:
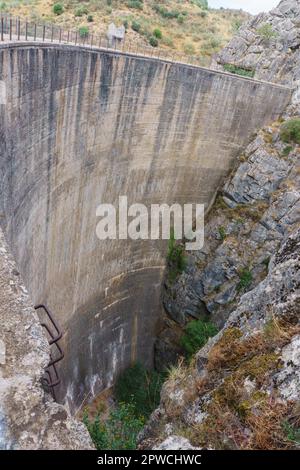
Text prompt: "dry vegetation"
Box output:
[[0, 0, 250, 65], [160, 315, 300, 450]]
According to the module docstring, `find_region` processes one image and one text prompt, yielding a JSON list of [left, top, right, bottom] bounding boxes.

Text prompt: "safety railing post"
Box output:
[[0, 13, 200, 69]]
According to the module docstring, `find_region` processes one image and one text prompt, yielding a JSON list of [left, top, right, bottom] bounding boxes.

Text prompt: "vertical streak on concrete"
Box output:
[[131, 314, 138, 365]]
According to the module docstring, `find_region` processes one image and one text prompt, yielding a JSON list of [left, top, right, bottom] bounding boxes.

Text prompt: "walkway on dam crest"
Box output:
[[0, 13, 293, 90]]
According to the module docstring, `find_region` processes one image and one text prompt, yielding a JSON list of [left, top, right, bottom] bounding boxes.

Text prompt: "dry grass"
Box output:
[[1, 1, 250, 62], [194, 396, 298, 449], [162, 357, 200, 419], [246, 401, 296, 450], [208, 316, 300, 372], [174, 315, 300, 449], [213, 194, 269, 224]]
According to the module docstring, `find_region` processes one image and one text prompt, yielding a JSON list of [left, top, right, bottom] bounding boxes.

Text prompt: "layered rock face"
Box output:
[[149, 0, 300, 450], [0, 43, 289, 412], [161, 123, 300, 336], [213, 0, 300, 87], [144, 228, 300, 450]]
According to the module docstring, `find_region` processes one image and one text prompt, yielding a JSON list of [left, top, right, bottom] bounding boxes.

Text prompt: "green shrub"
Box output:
[[218, 226, 227, 241], [131, 20, 141, 32], [191, 0, 208, 8], [123, 20, 129, 30], [79, 26, 89, 38], [127, 0, 143, 10], [149, 36, 159, 47], [282, 145, 293, 157], [177, 14, 184, 24], [210, 37, 221, 49], [114, 363, 164, 419], [153, 4, 180, 20], [153, 28, 162, 39], [262, 257, 270, 269], [184, 43, 196, 55], [283, 421, 300, 445], [167, 229, 187, 281], [280, 119, 300, 144], [87, 15, 94, 22], [181, 320, 218, 359], [223, 63, 255, 78], [162, 36, 174, 48], [237, 268, 253, 292], [75, 6, 89, 17], [257, 23, 278, 40], [83, 403, 144, 450], [232, 19, 242, 32], [53, 3, 63, 15]]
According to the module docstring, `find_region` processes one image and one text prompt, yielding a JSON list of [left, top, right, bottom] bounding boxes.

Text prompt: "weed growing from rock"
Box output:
[[114, 363, 165, 419], [83, 403, 144, 450], [280, 119, 300, 145], [181, 319, 218, 359]]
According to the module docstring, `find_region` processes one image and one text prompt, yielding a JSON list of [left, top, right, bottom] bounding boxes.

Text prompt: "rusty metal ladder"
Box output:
[[34, 304, 64, 402]]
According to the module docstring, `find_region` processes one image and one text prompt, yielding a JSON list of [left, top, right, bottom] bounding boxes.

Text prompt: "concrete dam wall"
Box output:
[[0, 43, 291, 411]]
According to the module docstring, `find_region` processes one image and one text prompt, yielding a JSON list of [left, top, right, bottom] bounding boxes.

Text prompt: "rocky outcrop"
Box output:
[[157, 118, 300, 370], [0, 228, 93, 449], [213, 0, 300, 87], [144, 227, 300, 450], [154, 435, 200, 450]]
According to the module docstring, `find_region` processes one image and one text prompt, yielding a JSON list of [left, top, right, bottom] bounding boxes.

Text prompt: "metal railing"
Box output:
[[0, 13, 203, 68], [34, 304, 64, 402]]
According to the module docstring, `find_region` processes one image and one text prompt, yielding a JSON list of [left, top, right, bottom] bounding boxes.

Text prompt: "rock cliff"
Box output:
[[143, 228, 300, 449], [0, 229, 93, 449], [213, 0, 300, 87]]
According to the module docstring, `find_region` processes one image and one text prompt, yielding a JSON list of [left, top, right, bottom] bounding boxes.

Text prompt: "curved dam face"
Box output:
[[0, 43, 291, 411]]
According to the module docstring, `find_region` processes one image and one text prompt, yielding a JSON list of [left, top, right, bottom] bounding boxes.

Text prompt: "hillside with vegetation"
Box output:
[[0, 1, 250, 65]]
